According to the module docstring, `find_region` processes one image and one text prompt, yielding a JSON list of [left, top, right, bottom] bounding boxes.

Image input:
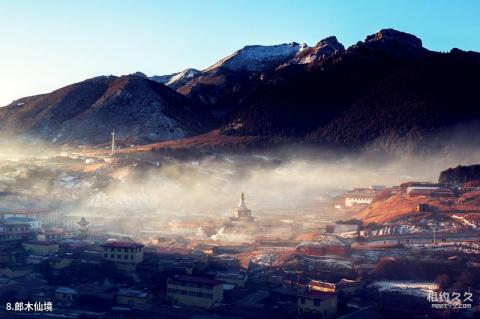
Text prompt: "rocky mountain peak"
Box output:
[[205, 42, 306, 73], [150, 68, 203, 90], [316, 36, 343, 50], [131, 71, 148, 78], [364, 28, 422, 48], [347, 28, 425, 58], [286, 36, 344, 65]]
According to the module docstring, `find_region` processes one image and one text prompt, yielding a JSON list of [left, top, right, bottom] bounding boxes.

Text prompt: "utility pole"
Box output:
[[111, 130, 115, 156]]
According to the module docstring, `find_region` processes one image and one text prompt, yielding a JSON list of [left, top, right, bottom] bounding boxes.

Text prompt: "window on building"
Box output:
[[300, 297, 305, 304], [314, 299, 321, 306]]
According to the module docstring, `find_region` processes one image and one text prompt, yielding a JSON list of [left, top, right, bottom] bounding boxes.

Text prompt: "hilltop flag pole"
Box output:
[[111, 130, 115, 156]]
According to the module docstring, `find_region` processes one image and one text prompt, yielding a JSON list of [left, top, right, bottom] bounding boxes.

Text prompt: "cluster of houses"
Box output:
[[334, 181, 467, 211], [0, 198, 368, 318], [0, 220, 360, 318], [5, 188, 473, 318], [334, 185, 385, 210]]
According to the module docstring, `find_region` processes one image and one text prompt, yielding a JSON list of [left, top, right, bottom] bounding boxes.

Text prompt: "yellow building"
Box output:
[[298, 291, 337, 318], [101, 240, 144, 271], [309, 279, 362, 300], [23, 240, 59, 256], [116, 289, 150, 307], [167, 275, 224, 309], [55, 287, 77, 302]]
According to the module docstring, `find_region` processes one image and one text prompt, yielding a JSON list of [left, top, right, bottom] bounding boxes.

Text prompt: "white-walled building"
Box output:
[[4, 217, 42, 230], [344, 189, 377, 207]]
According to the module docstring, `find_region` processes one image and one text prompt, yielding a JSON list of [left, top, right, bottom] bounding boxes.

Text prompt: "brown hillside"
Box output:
[[356, 194, 451, 224], [357, 191, 480, 224]]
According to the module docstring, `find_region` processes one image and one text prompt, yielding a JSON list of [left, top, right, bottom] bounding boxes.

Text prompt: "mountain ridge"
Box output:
[[0, 74, 213, 144], [2, 28, 480, 150]]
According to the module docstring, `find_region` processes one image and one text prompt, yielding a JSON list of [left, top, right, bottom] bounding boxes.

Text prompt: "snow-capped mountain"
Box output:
[[284, 36, 344, 65], [204, 42, 307, 72], [150, 68, 203, 89], [3, 29, 480, 150]]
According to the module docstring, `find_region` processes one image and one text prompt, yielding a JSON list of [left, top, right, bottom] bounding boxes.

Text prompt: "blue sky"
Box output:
[[0, 0, 479, 106]]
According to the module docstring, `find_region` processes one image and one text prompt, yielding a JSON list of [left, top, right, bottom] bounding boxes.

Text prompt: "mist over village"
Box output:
[[0, 1, 480, 319]]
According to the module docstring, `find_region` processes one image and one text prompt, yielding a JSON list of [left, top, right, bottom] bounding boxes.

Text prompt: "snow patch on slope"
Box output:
[[206, 42, 308, 72], [166, 68, 202, 85], [150, 68, 202, 87], [285, 36, 345, 66]]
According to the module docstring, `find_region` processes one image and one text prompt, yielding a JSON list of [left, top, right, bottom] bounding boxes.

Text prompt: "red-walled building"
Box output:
[[296, 236, 351, 257]]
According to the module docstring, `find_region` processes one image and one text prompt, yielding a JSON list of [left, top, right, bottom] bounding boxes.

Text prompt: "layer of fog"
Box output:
[[1, 133, 480, 227], [79, 144, 480, 221], [0, 135, 56, 160]]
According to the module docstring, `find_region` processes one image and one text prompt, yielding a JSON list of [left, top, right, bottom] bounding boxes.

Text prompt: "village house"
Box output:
[[296, 236, 351, 257], [23, 240, 59, 256], [0, 221, 35, 244], [308, 279, 363, 300], [167, 275, 224, 309], [116, 289, 151, 307], [344, 188, 377, 207], [2, 209, 61, 226], [399, 182, 441, 193], [298, 290, 337, 318], [48, 255, 73, 269], [214, 270, 248, 288], [158, 258, 195, 275], [4, 216, 42, 229], [101, 240, 144, 271], [55, 287, 78, 302]]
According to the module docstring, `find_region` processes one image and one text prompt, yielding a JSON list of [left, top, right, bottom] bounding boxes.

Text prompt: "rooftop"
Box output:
[[215, 271, 246, 280], [55, 287, 77, 294], [101, 241, 144, 249], [302, 291, 336, 301], [1, 208, 51, 214], [298, 235, 350, 248], [24, 240, 58, 246], [173, 275, 224, 286], [117, 289, 148, 298], [4, 217, 38, 223], [42, 228, 65, 235]]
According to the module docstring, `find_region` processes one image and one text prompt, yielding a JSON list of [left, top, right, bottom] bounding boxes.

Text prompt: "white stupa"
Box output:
[[230, 192, 255, 222]]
